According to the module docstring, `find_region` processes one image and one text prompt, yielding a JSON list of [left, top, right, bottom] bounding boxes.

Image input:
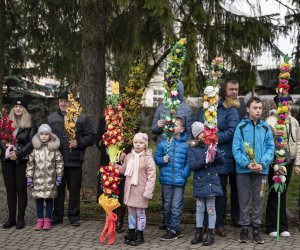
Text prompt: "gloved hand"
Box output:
[[56, 176, 62, 186], [27, 178, 33, 187]]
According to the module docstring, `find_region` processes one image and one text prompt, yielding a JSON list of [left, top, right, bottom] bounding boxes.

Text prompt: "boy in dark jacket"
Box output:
[[188, 121, 224, 246], [154, 117, 190, 240], [233, 97, 274, 244]]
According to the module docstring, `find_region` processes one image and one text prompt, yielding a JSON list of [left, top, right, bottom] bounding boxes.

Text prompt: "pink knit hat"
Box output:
[[133, 132, 148, 148]]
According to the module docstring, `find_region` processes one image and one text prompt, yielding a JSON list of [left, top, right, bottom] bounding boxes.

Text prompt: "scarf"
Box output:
[[124, 150, 145, 186]]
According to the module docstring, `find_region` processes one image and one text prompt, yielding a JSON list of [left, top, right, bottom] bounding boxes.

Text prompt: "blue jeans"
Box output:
[[36, 198, 54, 219], [162, 185, 184, 233], [196, 196, 216, 229]]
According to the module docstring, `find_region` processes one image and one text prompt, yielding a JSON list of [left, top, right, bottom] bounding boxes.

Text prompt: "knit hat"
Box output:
[[58, 90, 70, 100], [191, 121, 205, 138], [13, 97, 28, 110], [38, 124, 52, 135], [133, 132, 148, 148]]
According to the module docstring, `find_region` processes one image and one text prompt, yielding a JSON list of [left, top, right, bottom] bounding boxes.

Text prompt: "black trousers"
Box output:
[[215, 173, 239, 227], [265, 161, 293, 233], [52, 167, 82, 222], [2, 160, 27, 220]]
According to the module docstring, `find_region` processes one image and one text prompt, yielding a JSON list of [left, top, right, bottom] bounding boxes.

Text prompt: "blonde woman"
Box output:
[[0, 98, 37, 229]]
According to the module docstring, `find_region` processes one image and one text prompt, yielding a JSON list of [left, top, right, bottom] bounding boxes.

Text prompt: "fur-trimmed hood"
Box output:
[[32, 133, 60, 151], [188, 139, 205, 148], [221, 97, 240, 109]]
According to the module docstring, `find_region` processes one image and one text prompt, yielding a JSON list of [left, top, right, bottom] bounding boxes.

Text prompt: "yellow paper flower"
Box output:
[[179, 38, 186, 45]]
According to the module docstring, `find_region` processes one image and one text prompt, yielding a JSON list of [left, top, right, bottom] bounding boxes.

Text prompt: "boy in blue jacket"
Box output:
[[232, 97, 274, 244], [154, 117, 190, 240]]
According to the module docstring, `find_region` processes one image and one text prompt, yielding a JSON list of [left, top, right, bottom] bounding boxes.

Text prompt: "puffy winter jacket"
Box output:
[[151, 81, 194, 144], [232, 117, 275, 174], [47, 109, 95, 167], [26, 133, 64, 199], [196, 98, 240, 174], [187, 140, 223, 198], [154, 132, 190, 187]]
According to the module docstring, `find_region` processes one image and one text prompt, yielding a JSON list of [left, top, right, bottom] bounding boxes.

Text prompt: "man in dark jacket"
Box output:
[[48, 91, 95, 226], [196, 78, 240, 236]]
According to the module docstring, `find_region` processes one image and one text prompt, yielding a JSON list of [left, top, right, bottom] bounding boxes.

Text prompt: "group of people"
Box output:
[[1, 80, 300, 247], [1, 91, 95, 231], [148, 79, 300, 246]]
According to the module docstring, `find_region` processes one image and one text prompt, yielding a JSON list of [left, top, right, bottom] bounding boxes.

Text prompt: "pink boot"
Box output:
[[43, 218, 52, 230], [35, 219, 44, 231]]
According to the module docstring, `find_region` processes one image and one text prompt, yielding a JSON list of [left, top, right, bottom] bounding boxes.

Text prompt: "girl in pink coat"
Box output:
[[117, 132, 156, 246]]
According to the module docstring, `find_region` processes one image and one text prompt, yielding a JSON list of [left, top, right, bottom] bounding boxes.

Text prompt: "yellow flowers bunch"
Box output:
[[245, 143, 257, 165], [122, 65, 146, 148], [64, 93, 83, 141], [279, 72, 290, 79]]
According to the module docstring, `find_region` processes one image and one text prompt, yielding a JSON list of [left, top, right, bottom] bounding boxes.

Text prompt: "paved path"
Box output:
[[1, 173, 300, 249]]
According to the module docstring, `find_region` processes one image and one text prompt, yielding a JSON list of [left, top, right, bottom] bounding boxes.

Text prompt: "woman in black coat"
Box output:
[[0, 98, 37, 229]]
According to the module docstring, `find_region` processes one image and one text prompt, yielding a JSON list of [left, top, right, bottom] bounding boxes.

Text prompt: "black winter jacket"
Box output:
[[0, 119, 37, 161], [47, 109, 95, 167]]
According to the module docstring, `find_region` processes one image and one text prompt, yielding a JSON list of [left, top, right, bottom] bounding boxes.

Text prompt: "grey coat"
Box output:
[[26, 133, 64, 199]]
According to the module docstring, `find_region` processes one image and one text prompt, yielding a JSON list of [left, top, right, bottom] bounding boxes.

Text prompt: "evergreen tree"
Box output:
[[80, 0, 106, 188]]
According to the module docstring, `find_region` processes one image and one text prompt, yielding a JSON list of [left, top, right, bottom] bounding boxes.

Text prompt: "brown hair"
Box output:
[[246, 96, 262, 108], [175, 117, 185, 127], [219, 78, 239, 99]]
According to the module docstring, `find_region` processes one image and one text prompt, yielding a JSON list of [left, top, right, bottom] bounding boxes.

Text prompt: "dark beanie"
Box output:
[[13, 97, 28, 110], [58, 90, 70, 100], [273, 95, 293, 106]]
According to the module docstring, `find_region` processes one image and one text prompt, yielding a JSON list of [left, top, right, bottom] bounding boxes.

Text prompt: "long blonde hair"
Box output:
[[9, 108, 32, 129]]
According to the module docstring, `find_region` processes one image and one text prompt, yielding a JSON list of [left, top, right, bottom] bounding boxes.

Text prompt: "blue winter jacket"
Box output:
[[154, 132, 190, 187], [196, 98, 240, 175], [151, 81, 194, 144], [232, 118, 275, 174], [187, 141, 223, 198]]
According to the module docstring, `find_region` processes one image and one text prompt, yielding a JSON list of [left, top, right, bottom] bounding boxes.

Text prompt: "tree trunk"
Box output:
[[0, 0, 5, 107], [80, 0, 106, 188]]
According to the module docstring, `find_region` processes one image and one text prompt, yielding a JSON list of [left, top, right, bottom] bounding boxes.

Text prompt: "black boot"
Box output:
[[129, 230, 145, 246], [16, 216, 25, 229], [203, 228, 214, 246], [124, 229, 136, 244], [191, 227, 203, 244], [116, 206, 126, 233], [2, 216, 16, 229]]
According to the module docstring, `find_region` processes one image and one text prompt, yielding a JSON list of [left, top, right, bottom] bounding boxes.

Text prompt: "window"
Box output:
[[153, 90, 164, 107]]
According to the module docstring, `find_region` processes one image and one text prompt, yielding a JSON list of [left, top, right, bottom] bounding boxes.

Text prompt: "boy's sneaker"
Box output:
[[280, 231, 290, 237], [239, 228, 249, 243], [253, 228, 264, 244], [160, 230, 183, 241]]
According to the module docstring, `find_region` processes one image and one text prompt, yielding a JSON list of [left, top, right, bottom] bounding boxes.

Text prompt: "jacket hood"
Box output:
[[177, 80, 184, 101], [145, 148, 153, 157], [220, 97, 240, 109], [32, 133, 60, 151], [176, 132, 188, 142]]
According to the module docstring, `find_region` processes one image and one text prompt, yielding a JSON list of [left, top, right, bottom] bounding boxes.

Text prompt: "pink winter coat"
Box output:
[[120, 149, 156, 208]]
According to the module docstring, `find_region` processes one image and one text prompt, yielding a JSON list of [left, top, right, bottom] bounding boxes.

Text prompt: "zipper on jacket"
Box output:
[[252, 121, 256, 159], [172, 139, 176, 185]]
